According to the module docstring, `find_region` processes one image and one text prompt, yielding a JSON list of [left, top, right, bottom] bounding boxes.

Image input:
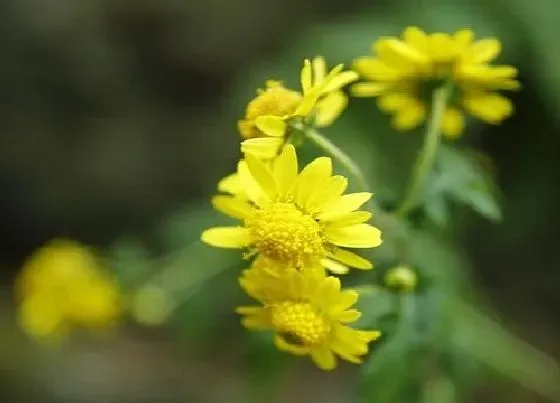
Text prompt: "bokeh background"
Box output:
[[1, 0, 559, 402]]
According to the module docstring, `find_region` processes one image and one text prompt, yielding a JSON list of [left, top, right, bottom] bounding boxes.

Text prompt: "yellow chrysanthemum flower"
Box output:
[[237, 265, 381, 370], [16, 239, 121, 341], [239, 56, 358, 159], [352, 26, 520, 138], [201, 145, 382, 274]]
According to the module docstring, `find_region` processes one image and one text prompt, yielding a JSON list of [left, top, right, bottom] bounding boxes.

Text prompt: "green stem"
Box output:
[[395, 82, 452, 217], [304, 128, 370, 193]]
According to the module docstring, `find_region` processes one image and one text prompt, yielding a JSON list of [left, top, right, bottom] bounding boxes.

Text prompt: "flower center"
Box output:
[[271, 301, 331, 345], [238, 81, 302, 139], [246, 202, 325, 267]]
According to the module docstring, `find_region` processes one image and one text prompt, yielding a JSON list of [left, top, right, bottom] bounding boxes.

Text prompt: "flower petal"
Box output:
[[217, 173, 244, 197], [440, 106, 465, 139], [428, 33, 456, 63], [465, 38, 501, 64], [307, 175, 348, 212], [462, 92, 514, 123], [392, 99, 426, 131], [326, 224, 382, 248], [402, 26, 429, 54], [275, 335, 309, 355], [310, 345, 337, 370], [241, 137, 283, 160], [321, 258, 350, 275], [375, 38, 430, 71], [300, 59, 313, 94], [351, 82, 390, 97], [327, 248, 373, 270], [314, 91, 348, 127], [335, 309, 362, 323], [353, 57, 404, 81], [294, 157, 332, 209], [255, 115, 287, 138], [238, 160, 269, 206], [201, 227, 250, 248], [211, 196, 252, 219], [245, 153, 277, 199], [317, 192, 372, 221], [325, 211, 372, 227], [312, 56, 327, 85], [272, 144, 298, 196], [322, 70, 359, 93]]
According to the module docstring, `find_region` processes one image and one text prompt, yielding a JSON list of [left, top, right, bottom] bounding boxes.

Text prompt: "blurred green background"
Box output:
[[1, 0, 560, 402]]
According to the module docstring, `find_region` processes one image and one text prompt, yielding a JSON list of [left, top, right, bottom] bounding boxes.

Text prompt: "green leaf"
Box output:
[[428, 145, 502, 223]]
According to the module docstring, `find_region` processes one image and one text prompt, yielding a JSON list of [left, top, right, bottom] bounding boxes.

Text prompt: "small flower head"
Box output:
[[237, 265, 381, 370], [352, 27, 520, 138], [201, 145, 382, 274], [239, 57, 358, 159], [16, 239, 121, 342]]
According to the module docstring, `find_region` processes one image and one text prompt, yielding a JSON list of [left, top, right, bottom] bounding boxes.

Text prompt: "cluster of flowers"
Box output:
[[201, 27, 518, 370]]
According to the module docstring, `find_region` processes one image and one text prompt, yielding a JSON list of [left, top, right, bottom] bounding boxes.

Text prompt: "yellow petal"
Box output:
[[322, 70, 359, 93], [351, 82, 390, 97], [201, 227, 250, 248], [440, 106, 465, 139], [455, 65, 520, 90], [321, 258, 350, 275], [377, 92, 417, 112], [326, 224, 382, 248], [294, 88, 320, 116], [464, 38, 501, 64], [326, 211, 372, 227], [392, 100, 426, 131], [255, 115, 287, 137], [336, 309, 362, 323], [333, 290, 359, 312], [453, 28, 474, 52], [402, 26, 429, 54], [312, 56, 327, 85], [241, 137, 283, 160], [328, 248, 373, 270], [428, 33, 456, 63], [275, 335, 309, 355], [294, 157, 332, 209], [314, 91, 348, 127], [306, 175, 348, 213], [375, 38, 430, 71], [211, 195, 252, 219], [245, 153, 277, 199], [238, 160, 269, 206], [217, 173, 244, 196], [272, 144, 298, 196], [353, 57, 404, 81], [317, 192, 372, 221], [462, 92, 514, 123], [300, 59, 313, 94], [310, 345, 337, 370]]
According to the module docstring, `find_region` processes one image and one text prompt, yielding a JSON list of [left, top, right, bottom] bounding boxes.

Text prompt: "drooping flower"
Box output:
[[201, 145, 382, 274], [16, 239, 121, 342], [352, 27, 520, 138], [237, 264, 381, 370], [239, 56, 358, 159]]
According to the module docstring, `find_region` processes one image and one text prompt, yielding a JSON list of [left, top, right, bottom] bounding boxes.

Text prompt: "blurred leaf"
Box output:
[[427, 145, 502, 223], [354, 285, 395, 328], [454, 301, 560, 402], [109, 237, 152, 290]]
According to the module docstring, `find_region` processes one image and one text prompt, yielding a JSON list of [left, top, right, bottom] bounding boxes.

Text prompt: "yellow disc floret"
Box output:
[[245, 202, 326, 266], [271, 301, 331, 345], [238, 81, 302, 139]]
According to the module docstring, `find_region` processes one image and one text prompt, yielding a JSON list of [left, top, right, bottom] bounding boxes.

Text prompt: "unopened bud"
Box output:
[[385, 266, 417, 292]]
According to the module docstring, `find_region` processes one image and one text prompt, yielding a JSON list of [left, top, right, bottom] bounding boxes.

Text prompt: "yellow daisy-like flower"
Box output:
[[352, 26, 520, 138], [237, 265, 381, 370], [201, 145, 382, 274], [239, 56, 358, 159], [16, 239, 121, 342]]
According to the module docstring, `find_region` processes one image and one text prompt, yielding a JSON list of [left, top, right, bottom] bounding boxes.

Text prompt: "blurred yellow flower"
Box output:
[[352, 27, 520, 138], [237, 265, 381, 370], [16, 239, 121, 342], [201, 145, 382, 274], [239, 56, 358, 159]]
